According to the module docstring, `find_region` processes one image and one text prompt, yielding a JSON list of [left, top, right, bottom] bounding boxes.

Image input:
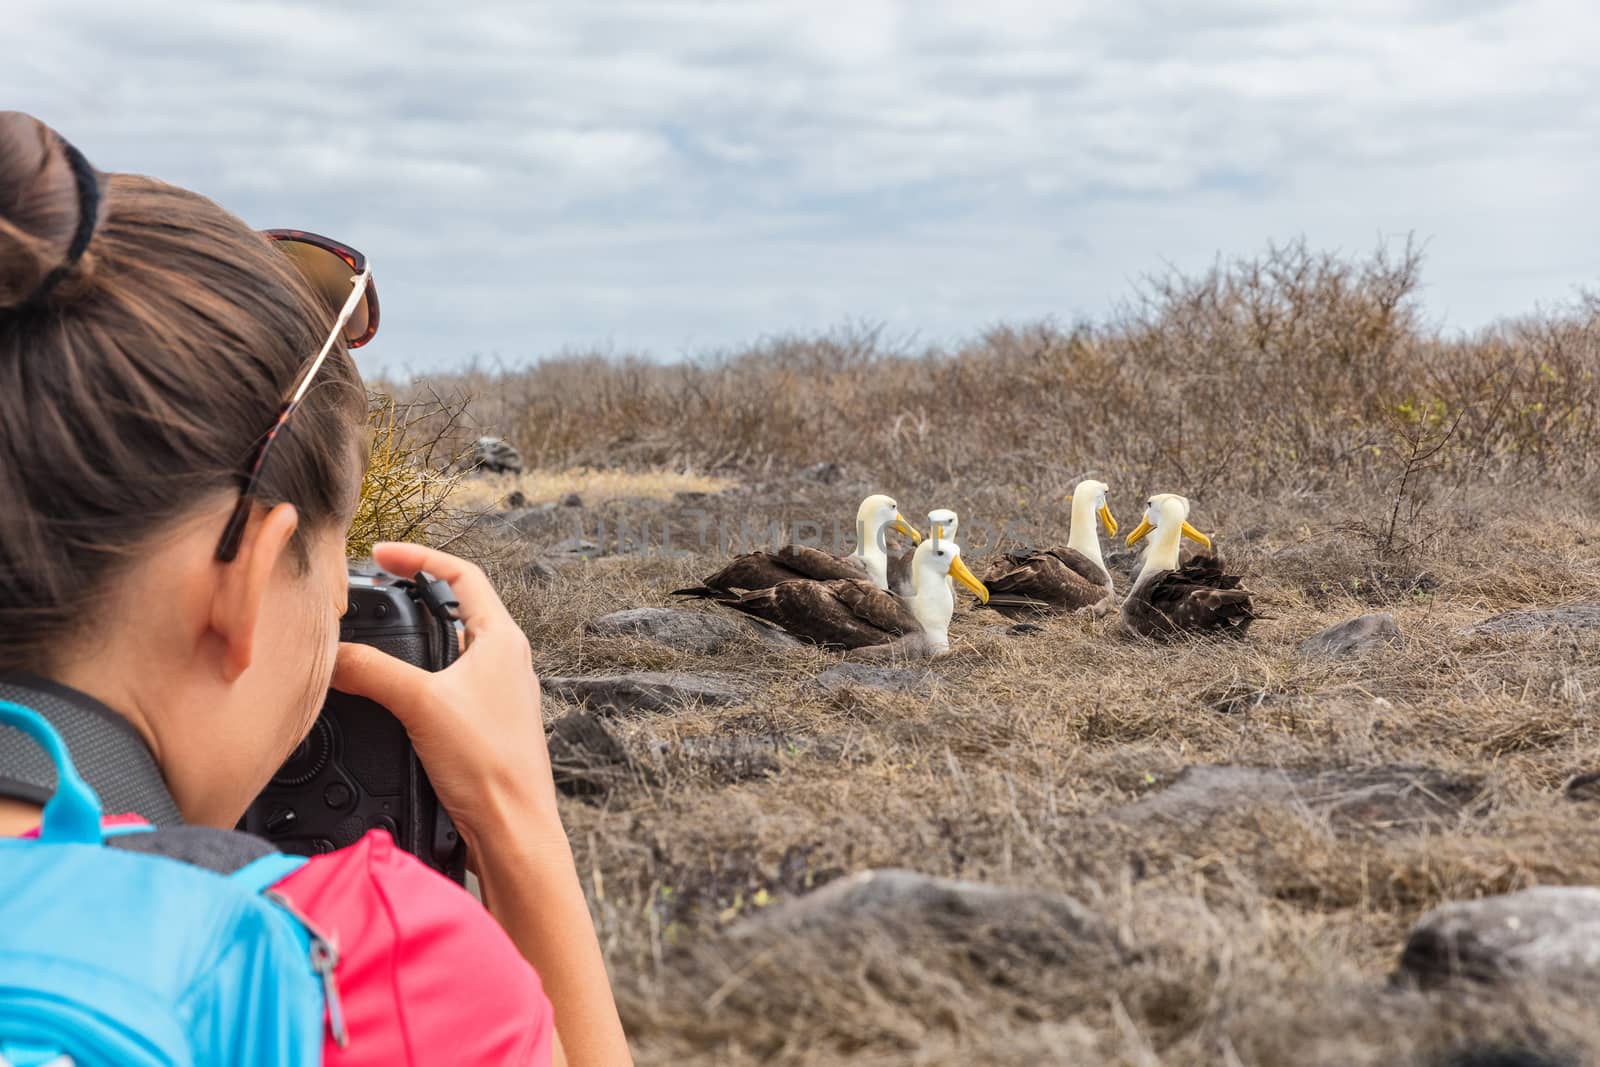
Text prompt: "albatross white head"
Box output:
[[855, 493, 922, 590], [926, 508, 959, 594], [907, 537, 989, 653], [1124, 493, 1212, 586], [1066, 480, 1116, 571]]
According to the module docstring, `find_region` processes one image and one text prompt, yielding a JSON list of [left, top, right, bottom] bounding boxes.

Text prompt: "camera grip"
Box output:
[[241, 571, 466, 882]]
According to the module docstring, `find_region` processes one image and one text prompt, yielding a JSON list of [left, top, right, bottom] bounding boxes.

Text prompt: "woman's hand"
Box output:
[[333, 542, 633, 1065], [330, 542, 560, 849]]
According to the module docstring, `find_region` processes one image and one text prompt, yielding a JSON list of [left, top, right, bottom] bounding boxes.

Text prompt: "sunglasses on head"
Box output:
[[213, 230, 380, 562]]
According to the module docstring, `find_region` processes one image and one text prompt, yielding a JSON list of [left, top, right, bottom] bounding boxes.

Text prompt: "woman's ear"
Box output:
[[210, 502, 300, 682]]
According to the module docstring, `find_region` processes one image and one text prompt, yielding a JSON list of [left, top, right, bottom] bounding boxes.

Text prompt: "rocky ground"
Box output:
[[447, 465, 1600, 1066]]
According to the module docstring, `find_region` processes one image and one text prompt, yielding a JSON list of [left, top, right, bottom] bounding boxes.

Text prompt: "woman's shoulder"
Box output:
[[271, 829, 555, 1066]]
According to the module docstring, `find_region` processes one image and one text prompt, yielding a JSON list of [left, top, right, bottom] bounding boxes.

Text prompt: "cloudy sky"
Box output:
[[8, 0, 1598, 374]]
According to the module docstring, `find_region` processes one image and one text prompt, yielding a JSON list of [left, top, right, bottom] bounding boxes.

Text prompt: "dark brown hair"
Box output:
[[0, 112, 366, 673]]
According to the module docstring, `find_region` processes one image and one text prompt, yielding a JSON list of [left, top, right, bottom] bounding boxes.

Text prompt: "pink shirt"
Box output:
[[273, 829, 556, 1065]]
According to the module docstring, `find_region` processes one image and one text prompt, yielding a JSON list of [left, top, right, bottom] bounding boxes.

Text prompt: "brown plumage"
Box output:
[[1120, 554, 1256, 639], [716, 578, 919, 650], [885, 548, 917, 597], [671, 545, 870, 600], [979, 547, 1114, 617], [673, 494, 922, 598]]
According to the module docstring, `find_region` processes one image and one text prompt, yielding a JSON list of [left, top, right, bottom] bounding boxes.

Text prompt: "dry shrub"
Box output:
[[344, 391, 474, 557], [378, 241, 1596, 555]]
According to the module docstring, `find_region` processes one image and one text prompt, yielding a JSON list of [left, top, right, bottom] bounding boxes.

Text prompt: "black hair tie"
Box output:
[[12, 138, 102, 312]]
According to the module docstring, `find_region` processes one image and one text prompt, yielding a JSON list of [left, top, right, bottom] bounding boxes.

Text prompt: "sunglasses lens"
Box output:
[[274, 239, 373, 346]]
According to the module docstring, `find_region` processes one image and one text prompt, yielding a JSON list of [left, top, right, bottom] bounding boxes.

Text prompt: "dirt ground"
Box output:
[[382, 245, 1599, 1063], [459, 476, 1600, 1066]]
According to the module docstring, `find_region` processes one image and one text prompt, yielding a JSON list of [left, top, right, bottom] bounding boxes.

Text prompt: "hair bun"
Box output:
[[0, 111, 102, 311]]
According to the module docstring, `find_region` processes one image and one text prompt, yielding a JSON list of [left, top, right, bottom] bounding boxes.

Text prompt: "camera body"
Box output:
[[241, 567, 467, 883]]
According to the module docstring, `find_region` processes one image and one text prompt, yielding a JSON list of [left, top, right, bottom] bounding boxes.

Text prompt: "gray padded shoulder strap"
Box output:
[[109, 824, 278, 874], [0, 675, 184, 828]]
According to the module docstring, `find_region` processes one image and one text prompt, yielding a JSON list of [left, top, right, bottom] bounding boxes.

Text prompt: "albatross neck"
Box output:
[[856, 518, 890, 588], [1067, 492, 1106, 570], [1134, 518, 1185, 586], [908, 567, 954, 650]]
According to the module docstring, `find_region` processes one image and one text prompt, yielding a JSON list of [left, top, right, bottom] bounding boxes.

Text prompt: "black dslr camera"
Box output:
[[242, 567, 467, 883]]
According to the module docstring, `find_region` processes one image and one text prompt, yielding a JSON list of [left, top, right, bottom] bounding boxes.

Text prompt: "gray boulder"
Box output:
[[546, 711, 639, 799], [1399, 887, 1600, 988], [1101, 544, 1142, 581], [541, 671, 748, 716], [585, 607, 798, 653], [521, 557, 556, 584], [1466, 603, 1600, 636], [1299, 613, 1403, 658], [731, 868, 1122, 967], [798, 461, 847, 485], [643, 734, 793, 784], [1103, 764, 1479, 836], [465, 435, 523, 475], [816, 662, 933, 694], [549, 536, 605, 560], [1565, 772, 1600, 802], [984, 623, 1045, 638], [508, 506, 558, 534], [472, 504, 556, 541]]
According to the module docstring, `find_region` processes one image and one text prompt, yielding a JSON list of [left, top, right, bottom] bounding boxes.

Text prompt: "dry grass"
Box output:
[[479, 501, 1600, 1066], [448, 467, 736, 511], [369, 243, 1600, 1064]]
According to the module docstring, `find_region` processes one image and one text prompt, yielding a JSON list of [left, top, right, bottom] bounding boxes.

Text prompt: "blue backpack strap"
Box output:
[[230, 851, 309, 895], [0, 703, 330, 1067], [0, 699, 103, 845]]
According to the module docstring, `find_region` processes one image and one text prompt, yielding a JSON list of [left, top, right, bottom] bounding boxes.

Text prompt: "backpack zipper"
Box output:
[[265, 890, 350, 1049]]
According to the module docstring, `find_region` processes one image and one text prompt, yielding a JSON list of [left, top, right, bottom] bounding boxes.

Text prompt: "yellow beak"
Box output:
[[1180, 521, 1212, 550], [931, 523, 944, 544], [1125, 516, 1155, 546], [948, 554, 989, 603], [893, 514, 923, 545], [1098, 503, 1118, 539]]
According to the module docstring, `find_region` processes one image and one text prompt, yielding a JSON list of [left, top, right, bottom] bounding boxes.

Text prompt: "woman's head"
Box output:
[[0, 111, 369, 825]]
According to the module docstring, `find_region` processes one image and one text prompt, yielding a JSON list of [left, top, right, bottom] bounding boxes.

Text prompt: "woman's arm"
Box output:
[[333, 542, 630, 1067], [470, 816, 614, 1067]]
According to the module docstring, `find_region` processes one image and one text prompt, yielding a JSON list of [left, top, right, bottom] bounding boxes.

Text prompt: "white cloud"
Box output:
[[5, 0, 1598, 372]]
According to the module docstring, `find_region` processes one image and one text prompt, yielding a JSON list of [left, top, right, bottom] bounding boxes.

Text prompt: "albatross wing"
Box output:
[[1122, 554, 1255, 639], [721, 578, 916, 649], [773, 544, 874, 582], [979, 546, 1114, 617], [672, 545, 869, 599]]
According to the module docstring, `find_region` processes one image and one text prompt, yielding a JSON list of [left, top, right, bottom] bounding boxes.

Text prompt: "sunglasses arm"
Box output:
[[214, 251, 371, 565]]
